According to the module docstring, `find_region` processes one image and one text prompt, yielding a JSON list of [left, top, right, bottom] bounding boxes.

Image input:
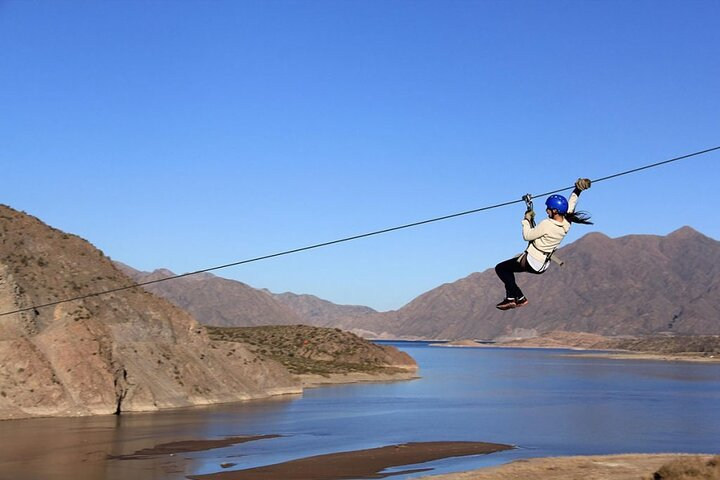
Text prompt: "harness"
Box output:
[[520, 194, 564, 270]]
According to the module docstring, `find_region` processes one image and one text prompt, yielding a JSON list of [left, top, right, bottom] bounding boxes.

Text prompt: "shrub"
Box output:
[[649, 456, 720, 480]]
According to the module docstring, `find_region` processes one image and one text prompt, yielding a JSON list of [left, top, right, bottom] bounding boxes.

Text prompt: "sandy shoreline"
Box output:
[[297, 369, 420, 388], [419, 453, 719, 479]]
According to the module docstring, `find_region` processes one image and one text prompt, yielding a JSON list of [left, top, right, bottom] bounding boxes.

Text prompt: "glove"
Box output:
[[524, 209, 535, 222], [575, 178, 592, 191]]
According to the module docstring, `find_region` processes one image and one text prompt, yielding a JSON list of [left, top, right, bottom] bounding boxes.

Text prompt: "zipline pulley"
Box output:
[[522, 193, 535, 227]]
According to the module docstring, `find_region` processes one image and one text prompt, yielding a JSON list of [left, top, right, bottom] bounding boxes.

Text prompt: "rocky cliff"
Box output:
[[0, 205, 300, 420]]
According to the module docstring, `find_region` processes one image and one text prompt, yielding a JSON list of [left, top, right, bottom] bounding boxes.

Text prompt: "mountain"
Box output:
[[0, 205, 299, 420], [117, 265, 303, 327], [345, 227, 720, 339], [118, 265, 377, 328], [270, 291, 377, 327]]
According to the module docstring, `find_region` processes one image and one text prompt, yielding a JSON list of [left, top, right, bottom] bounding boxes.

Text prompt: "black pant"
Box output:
[[494, 255, 542, 299]]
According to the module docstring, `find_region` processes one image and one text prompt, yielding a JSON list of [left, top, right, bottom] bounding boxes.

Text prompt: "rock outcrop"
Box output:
[[0, 205, 300, 420]]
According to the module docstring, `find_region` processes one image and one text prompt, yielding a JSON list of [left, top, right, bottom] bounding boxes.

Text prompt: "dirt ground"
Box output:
[[420, 454, 718, 480]]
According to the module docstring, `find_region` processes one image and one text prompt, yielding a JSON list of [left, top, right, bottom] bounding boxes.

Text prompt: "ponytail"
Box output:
[[566, 210, 593, 225]]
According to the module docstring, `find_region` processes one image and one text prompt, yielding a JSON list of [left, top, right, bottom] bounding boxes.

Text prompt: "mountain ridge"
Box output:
[[116, 226, 720, 342], [341, 226, 720, 339]]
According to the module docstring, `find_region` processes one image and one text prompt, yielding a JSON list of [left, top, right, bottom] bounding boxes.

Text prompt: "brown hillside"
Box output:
[[118, 265, 303, 327], [118, 264, 377, 328], [0, 205, 299, 420], [207, 325, 416, 376], [271, 291, 377, 327]]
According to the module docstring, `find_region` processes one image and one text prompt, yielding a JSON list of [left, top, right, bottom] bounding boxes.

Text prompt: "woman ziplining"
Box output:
[[494, 178, 593, 310]]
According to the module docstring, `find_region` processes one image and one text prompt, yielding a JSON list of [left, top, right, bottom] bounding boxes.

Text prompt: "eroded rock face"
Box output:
[[0, 205, 300, 420]]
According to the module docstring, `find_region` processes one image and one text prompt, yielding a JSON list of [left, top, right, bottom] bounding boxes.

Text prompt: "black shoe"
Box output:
[[496, 298, 516, 310], [515, 296, 529, 307]]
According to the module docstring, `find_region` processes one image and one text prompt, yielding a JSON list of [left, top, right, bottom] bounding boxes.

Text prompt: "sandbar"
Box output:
[[109, 434, 281, 460], [188, 441, 513, 480]]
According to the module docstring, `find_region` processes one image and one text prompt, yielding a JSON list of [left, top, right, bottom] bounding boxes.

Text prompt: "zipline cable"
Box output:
[[1, 145, 718, 317]]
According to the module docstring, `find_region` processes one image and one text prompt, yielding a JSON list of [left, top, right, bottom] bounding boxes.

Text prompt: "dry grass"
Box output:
[[610, 336, 720, 357], [423, 454, 718, 480], [206, 325, 407, 375], [646, 456, 720, 480]]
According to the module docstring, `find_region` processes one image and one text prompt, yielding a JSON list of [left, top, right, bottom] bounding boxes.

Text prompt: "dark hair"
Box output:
[[566, 210, 593, 225]]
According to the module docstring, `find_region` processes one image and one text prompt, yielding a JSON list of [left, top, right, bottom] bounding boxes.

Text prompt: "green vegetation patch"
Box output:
[[206, 325, 404, 376]]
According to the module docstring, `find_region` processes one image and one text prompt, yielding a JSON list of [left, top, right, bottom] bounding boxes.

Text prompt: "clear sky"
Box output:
[[2, 0, 719, 311]]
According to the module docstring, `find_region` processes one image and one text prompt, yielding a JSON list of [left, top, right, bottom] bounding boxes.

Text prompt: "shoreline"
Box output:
[[297, 369, 420, 388], [430, 340, 720, 363], [0, 369, 420, 423], [419, 453, 719, 479], [565, 351, 720, 363]]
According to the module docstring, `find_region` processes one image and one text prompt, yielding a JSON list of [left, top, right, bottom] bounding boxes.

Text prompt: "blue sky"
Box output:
[[2, 0, 719, 311]]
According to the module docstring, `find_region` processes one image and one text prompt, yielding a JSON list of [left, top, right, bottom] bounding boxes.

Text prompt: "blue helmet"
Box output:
[[545, 194, 569, 214]]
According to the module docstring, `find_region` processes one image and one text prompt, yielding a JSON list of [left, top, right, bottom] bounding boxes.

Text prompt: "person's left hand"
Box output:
[[524, 209, 535, 222], [575, 178, 592, 190]]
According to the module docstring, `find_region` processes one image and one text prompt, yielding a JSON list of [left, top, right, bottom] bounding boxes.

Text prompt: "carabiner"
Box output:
[[522, 193, 533, 210]]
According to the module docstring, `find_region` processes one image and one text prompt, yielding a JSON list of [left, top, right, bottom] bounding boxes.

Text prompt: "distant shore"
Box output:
[[430, 339, 720, 363], [568, 351, 720, 363]]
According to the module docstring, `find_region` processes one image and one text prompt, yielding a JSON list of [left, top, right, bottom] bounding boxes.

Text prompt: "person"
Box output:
[[494, 178, 593, 310]]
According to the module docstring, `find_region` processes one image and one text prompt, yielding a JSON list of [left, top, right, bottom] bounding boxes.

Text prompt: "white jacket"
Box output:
[[521, 192, 579, 263]]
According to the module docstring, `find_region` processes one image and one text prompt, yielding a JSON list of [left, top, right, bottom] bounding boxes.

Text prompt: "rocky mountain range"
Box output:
[[119, 264, 376, 328], [344, 227, 720, 340], [270, 291, 376, 327], [0, 205, 300, 420], [119, 227, 719, 341], [116, 265, 304, 327]]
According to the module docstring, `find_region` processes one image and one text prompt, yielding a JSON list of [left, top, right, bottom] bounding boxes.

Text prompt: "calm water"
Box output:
[[2, 343, 719, 479]]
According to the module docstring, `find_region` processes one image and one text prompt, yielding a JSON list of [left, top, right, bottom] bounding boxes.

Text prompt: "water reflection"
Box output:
[[0, 395, 296, 480]]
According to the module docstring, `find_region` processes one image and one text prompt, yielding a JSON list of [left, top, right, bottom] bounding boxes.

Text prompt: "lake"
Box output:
[[1, 342, 719, 479]]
